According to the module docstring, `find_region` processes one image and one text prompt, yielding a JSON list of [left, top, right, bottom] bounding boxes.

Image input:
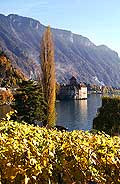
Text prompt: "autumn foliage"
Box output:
[[0, 114, 120, 184], [0, 51, 27, 88], [0, 89, 14, 105]]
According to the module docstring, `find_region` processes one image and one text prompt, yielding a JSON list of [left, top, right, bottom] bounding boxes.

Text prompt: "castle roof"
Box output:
[[69, 76, 77, 81]]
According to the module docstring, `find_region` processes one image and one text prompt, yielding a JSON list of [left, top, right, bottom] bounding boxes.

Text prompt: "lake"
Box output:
[[56, 94, 102, 131], [0, 94, 102, 131]]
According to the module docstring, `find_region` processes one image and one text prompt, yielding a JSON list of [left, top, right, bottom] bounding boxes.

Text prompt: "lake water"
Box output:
[[0, 94, 102, 131], [56, 94, 102, 131]]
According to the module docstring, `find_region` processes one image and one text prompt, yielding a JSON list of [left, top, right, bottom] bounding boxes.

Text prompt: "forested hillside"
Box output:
[[0, 50, 27, 87]]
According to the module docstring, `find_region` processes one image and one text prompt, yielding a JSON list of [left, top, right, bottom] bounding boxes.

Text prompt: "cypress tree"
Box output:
[[40, 26, 56, 127]]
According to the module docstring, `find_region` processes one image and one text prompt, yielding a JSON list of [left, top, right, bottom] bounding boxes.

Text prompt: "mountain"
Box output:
[[0, 14, 120, 87], [0, 50, 27, 87]]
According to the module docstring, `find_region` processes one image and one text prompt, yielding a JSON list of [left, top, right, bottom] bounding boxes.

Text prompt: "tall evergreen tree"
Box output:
[[40, 26, 56, 127], [12, 80, 47, 124]]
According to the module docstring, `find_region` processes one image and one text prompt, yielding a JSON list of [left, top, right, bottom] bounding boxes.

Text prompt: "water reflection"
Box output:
[[79, 100, 87, 122], [56, 94, 102, 131]]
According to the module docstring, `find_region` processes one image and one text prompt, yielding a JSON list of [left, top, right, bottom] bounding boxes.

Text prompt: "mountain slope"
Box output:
[[0, 14, 120, 87]]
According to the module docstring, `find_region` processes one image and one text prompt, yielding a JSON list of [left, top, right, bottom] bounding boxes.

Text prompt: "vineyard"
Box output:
[[0, 113, 120, 184]]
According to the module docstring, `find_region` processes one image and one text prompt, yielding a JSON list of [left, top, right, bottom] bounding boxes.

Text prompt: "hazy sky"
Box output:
[[1, 0, 120, 54]]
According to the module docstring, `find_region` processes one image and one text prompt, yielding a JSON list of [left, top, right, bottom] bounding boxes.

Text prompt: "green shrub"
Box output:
[[0, 114, 120, 183], [93, 96, 120, 135]]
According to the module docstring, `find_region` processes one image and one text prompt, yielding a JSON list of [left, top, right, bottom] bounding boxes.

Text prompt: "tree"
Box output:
[[12, 80, 47, 124], [93, 96, 120, 135], [40, 26, 56, 127]]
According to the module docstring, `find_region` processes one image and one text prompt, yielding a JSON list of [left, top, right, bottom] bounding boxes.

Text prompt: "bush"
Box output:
[[93, 96, 120, 135], [0, 115, 120, 183]]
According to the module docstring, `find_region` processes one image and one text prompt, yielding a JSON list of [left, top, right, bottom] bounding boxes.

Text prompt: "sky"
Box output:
[[1, 0, 120, 54]]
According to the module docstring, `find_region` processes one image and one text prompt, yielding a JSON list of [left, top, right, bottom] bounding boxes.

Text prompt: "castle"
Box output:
[[58, 76, 87, 100]]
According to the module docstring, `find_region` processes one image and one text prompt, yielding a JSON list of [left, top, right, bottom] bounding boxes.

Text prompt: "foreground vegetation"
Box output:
[[0, 114, 120, 184]]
